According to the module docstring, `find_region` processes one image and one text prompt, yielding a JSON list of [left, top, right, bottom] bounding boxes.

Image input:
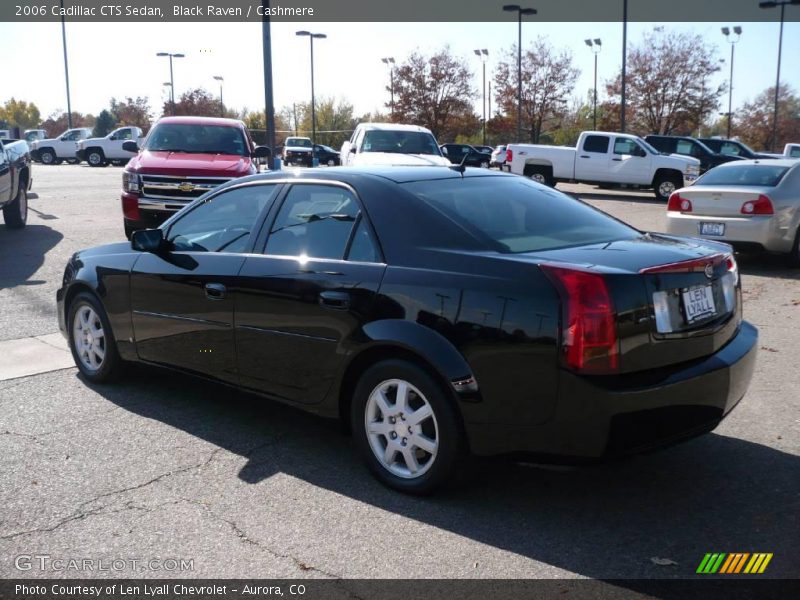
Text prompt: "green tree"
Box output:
[[93, 109, 117, 137], [0, 98, 42, 129]]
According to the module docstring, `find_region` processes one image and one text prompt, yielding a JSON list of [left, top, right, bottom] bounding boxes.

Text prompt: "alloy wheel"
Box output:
[[72, 304, 106, 371], [658, 180, 676, 198]]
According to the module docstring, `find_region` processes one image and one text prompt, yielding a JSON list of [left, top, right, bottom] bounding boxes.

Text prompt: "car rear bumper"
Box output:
[[466, 321, 758, 458], [666, 213, 791, 253]]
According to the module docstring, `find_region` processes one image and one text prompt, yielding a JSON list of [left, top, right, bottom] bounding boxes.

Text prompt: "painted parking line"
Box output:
[[0, 333, 74, 381]]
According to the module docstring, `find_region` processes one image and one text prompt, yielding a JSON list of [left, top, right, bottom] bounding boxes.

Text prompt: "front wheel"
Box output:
[[87, 149, 106, 167], [351, 359, 464, 495], [653, 173, 682, 202], [480, 160, 490, 169], [67, 292, 124, 382], [40, 149, 56, 165], [787, 227, 800, 267], [2, 185, 27, 229]]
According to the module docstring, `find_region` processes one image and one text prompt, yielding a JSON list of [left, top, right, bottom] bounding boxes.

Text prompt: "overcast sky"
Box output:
[[2, 20, 799, 126]]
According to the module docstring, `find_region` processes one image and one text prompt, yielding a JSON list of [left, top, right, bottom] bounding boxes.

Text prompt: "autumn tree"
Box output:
[[392, 47, 480, 141], [735, 84, 800, 152], [41, 111, 95, 136], [0, 98, 42, 129], [165, 88, 220, 119], [93, 110, 117, 137], [110, 96, 152, 133], [494, 37, 580, 143], [602, 28, 724, 135]]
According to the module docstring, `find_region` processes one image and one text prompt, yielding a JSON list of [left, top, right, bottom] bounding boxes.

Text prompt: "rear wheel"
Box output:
[[480, 160, 490, 169], [653, 173, 682, 202], [787, 227, 800, 267], [40, 149, 56, 165], [2, 185, 27, 229], [67, 292, 124, 382], [351, 359, 463, 495], [524, 165, 554, 187]]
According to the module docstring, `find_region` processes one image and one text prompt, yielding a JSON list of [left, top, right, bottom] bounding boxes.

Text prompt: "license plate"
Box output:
[[682, 285, 716, 324], [700, 222, 725, 236]]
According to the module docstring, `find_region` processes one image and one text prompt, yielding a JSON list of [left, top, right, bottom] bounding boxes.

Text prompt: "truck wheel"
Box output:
[[2, 185, 27, 229], [87, 149, 106, 167], [480, 160, 490, 169], [40, 149, 56, 165], [524, 165, 554, 187], [653, 173, 682, 202]]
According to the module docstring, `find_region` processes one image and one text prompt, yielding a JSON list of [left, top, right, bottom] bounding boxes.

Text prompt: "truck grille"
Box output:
[[141, 175, 231, 201]]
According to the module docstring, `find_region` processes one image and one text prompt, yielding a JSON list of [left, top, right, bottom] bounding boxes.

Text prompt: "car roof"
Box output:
[[156, 116, 244, 128], [356, 122, 434, 134], [713, 158, 799, 168]]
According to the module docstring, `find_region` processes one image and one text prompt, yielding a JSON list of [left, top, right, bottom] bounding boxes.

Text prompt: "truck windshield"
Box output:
[[144, 124, 248, 156], [362, 131, 441, 155], [286, 138, 312, 148]]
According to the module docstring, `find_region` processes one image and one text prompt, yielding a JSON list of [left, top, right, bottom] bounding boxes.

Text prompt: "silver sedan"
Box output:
[[665, 159, 800, 264]]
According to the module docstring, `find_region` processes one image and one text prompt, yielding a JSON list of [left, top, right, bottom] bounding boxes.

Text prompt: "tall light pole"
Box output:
[[473, 49, 489, 145], [759, 0, 799, 152], [261, 0, 277, 170], [584, 39, 601, 130], [621, 0, 628, 132], [381, 57, 396, 118], [502, 5, 537, 142], [59, 0, 73, 128], [156, 52, 185, 115], [296, 30, 326, 151], [213, 75, 224, 117], [720, 27, 741, 139]]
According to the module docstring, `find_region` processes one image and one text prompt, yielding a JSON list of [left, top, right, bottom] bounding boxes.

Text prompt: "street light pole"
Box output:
[[213, 76, 224, 117], [503, 5, 537, 142], [59, 0, 73, 129], [721, 27, 741, 139], [297, 31, 326, 150], [474, 49, 489, 146], [584, 39, 602, 130], [621, 0, 628, 132], [760, 0, 799, 152], [156, 52, 185, 115], [381, 57, 396, 118]]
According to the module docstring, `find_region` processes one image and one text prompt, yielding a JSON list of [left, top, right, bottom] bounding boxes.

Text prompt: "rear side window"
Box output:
[[582, 135, 609, 154], [402, 177, 639, 254], [695, 165, 791, 187], [790, 147, 800, 158]]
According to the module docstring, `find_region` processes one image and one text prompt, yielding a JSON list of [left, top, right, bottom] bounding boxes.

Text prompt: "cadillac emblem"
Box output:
[[704, 263, 714, 279]]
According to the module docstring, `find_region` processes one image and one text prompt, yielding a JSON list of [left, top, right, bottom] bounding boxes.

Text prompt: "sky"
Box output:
[[1, 19, 799, 129]]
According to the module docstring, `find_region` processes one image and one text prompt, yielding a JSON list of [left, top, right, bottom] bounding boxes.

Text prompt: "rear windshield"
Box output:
[[402, 176, 640, 253], [695, 164, 790, 187], [362, 130, 441, 155], [144, 124, 248, 155]]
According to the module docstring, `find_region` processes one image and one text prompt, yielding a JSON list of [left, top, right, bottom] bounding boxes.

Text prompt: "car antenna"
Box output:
[[449, 153, 469, 176]]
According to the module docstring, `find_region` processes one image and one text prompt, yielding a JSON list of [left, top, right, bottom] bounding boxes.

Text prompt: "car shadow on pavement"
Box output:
[[736, 251, 800, 281], [89, 365, 800, 580], [0, 224, 63, 291]]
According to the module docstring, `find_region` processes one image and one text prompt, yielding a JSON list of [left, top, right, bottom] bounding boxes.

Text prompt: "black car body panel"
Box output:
[[440, 144, 492, 167], [699, 138, 775, 160], [58, 168, 758, 459], [645, 135, 743, 173]]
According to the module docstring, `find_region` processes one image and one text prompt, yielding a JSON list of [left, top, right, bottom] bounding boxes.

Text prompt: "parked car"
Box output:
[[699, 138, 776, 160], [314, 144, 340, 166], [440, 143, 492, 168], [23, 129, 47, 148], [471, 144, 494, 154], [30, 127, 92, 164], [340, 123, 451, 167], [645, 135, 742, 174], [665, 159, 800, 264], [0, 139, 32, 228], [506, 131, 701, 201], [119, 116, 270, 238], [76, 126, 144, 167], [283, 136, 314, 167], [58, 166, 757, 494], [490, 144, 507, 169], [782, 143, 800, 159]]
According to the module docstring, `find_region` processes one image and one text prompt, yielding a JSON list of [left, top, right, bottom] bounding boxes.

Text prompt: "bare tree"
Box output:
[[736, 84, 800, 151], [110, 97, 153, 133], [494, 37, 580, 143], [392, 47, 480, 141]]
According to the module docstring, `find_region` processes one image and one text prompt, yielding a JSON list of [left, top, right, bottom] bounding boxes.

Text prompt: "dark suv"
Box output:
[[645, 135, 742, 174], [699, 138, 776, 160], [440, 144, 491, 168]]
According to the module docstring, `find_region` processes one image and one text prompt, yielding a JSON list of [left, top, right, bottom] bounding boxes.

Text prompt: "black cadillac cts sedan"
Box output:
[[58, 167, 758, 494]]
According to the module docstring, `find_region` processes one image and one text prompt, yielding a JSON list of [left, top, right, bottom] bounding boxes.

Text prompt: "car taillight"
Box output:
[[725, 253, 739, 287], [667, 192, 692, 212], [540, 265, 619, 374], [741, 194, 773, 215], [506, 148, 513, 163]]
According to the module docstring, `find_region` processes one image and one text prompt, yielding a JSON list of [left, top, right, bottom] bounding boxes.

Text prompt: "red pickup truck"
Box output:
[[120, 116, 270, 238]]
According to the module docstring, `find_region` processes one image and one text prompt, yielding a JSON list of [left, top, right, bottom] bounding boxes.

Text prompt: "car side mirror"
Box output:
[[253, 145, 271, 159], [122, 141, 139, 153], [441, 147, 448, 156], [131, 228, 164, 253], [634, 147, 646, 157], [349, 146, 357, 153]]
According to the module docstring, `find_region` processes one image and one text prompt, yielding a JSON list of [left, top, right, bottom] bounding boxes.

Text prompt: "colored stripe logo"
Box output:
[[697, 553, 773, 574]]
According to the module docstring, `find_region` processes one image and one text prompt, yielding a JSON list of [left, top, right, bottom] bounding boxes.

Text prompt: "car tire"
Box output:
[[327, 159, 335, 166], [2, 184, 28, 229], [787, 227, 800, 267], [87, 149, 106, 167], [40, 149, 56, 165], [351, 359, 464, 495], [480, 160, 489, 169], [124, 223, 136, 240], [653, 173, 682, 202], [67, 292, 124, 383], [524, 165, 554, 187]]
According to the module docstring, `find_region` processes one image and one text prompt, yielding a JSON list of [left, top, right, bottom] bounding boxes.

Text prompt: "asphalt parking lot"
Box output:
[[0, 165, 798, 581]]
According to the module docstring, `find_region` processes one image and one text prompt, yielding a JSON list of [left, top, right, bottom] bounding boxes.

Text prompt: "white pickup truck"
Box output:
[[506, 131, 701, 201], [76, 126, 144, 167], [30, 127, 93, 165]]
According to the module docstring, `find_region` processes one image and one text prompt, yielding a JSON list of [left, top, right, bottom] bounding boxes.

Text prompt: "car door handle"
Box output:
[[580, 155, 590, 159], [612, 158, 622, 161], [319, 291, 350, 310], [204, 283, 227, 300]]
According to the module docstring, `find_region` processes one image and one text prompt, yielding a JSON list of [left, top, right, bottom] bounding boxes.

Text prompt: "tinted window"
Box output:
[[695, 164, 791, 187], [582, 135, 609, 154], [167, 185, 278, 252], [402, 177, 639, 253], [62, 131, 81, 141], [266, 185, 359, 259], [347, 218, 380, 263], [362, 130, 440, 155], [790, 147, 800, 158], [144, 123, 247, 156], [286, 138, 312, 148], [719, 142, 743, 156], [647, 137, 672, 153], [613, 138, 642, 155], [676, 140, 705, 157]]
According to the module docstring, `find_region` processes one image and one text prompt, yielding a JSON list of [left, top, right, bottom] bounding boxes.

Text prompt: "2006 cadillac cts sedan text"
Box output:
[[57, 167, 758, 494]]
